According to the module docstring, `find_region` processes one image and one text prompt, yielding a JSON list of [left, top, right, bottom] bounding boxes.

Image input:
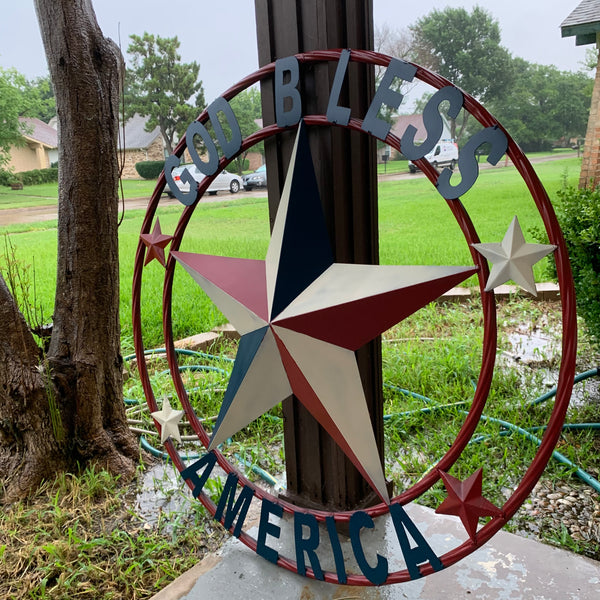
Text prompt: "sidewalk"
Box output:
[[151, 503, 600, 600]]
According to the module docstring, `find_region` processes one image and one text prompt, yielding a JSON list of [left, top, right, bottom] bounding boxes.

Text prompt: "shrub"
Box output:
[[0, 169, 14, 186], [543, 185, 600, 347], [19, 168, 58, 186], [0, 168, 58, 187], [135, 160, 165, 179]]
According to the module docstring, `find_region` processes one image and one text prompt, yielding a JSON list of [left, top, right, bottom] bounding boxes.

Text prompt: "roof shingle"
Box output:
[[19, 117, 57, 148], [119, 114, 162, 150], [562, 0, 600, 45]]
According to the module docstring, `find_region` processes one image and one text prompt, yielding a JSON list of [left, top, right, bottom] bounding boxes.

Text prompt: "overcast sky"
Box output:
[[0, 1, 590, 104]]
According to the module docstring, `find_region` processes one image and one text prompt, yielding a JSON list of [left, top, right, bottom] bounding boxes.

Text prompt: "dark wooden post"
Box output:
[[254, 0, 386, 510]]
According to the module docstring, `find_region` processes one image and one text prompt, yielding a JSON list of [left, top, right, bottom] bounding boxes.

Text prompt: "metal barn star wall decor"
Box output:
[[140, 219, 172, 267], [436, 469, 503, 541], [172, 123, 476, 505], [132, 50, 577, 586]]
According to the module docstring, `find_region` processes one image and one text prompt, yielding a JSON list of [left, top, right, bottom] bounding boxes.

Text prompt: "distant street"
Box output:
[[0, 152, 577, 226]]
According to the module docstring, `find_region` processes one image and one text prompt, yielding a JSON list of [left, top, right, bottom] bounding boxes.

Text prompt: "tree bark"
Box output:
[[0, 276, 67, 502], [0, 0, 138, 503]]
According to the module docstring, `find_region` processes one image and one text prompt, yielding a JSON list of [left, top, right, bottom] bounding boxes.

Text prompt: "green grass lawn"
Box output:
[[2, 153, 598, 599], [2, 156, 581, 349], [0, 179, 163, 210]]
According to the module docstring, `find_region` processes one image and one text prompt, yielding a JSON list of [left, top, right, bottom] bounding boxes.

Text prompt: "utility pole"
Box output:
[[254, 0, 386, 510]]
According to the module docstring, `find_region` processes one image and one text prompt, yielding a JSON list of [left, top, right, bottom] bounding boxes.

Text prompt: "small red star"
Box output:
[[140, 219, 172, 267], [436, 468, 502, 541]]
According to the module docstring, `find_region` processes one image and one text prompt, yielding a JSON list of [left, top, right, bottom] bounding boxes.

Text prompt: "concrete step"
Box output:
[[151, 503, 600, 600]]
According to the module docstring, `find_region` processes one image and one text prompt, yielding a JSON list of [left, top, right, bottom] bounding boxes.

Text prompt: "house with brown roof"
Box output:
[[7, 117, 58, 172]]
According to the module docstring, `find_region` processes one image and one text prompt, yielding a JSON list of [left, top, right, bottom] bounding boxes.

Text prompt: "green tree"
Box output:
[[0, 69, 25, 167], [410, 6, 513, 142], [125, 32, 205, 155], [489, 59, 592, 151], [228, 87, 262, 174], [23, 75, 56, 123], [0, 70, 56, 169]]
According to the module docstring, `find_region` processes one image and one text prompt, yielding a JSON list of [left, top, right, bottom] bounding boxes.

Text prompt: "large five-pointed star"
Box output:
[[472, 216, 556, 296], [172, 123, 477, 504]]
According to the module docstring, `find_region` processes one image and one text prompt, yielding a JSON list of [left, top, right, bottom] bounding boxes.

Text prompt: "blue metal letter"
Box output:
[[180, 452, 218, 498], [401, 86, 463, 160], [362, 58, 417, 140], [207, 97, 243, 160], [389, 503, 444, 579], [349, 511, 388, 585], [214, 473, 255, 537], [294, 511, 324, 579], [186, 120, 219, 177], [326, 49, 352, 126], [437, 126, 508, 198], [164, 154, 197, 206], [275, 56, 302, 127], [256, 498, 283, 564]]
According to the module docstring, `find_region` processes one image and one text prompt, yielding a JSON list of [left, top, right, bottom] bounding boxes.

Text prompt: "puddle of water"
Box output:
[[499, 326, 598, 408], [504, 330, 560, 365], [134, 453, 284, 530], [135, 462, 190, 526]]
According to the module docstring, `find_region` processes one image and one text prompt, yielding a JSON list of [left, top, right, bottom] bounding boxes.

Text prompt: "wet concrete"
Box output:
[[151, 503, 600, 600]]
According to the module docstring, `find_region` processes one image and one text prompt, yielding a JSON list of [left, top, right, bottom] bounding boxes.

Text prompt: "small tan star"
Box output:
[[151, 397, 184, 444], [472, 216, 556, 296]]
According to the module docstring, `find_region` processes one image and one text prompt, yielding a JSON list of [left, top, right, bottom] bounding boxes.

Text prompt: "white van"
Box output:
[[408, 141, 459, 173]]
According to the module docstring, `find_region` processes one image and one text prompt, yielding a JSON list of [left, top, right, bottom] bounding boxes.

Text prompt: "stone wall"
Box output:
[[247, 151, 263, 171], [120, 135, 165, 179], [120, 137, 264, 179]]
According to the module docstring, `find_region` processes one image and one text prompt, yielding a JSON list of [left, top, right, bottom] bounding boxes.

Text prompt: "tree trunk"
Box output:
[[0, 276, 67, 502], [0, 0, 138, 503]]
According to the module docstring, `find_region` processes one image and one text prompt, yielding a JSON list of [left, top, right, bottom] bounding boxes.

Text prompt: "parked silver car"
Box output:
[[166, 164, 242, 197], [242, 164, 267, 190]]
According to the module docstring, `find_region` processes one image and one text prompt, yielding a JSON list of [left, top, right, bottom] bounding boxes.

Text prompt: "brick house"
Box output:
[[118, 114, 166, 179], [7, 117, 58, 172], [119, 114, 264, 178], [562, 0, 600, 187]]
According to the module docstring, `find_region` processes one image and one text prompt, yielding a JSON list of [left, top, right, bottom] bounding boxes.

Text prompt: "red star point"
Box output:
[[140, 219, 172, 267], [436, 468, 502, 541]]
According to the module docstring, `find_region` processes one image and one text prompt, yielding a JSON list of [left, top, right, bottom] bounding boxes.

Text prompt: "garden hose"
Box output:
[[124, 350, 600, 495]]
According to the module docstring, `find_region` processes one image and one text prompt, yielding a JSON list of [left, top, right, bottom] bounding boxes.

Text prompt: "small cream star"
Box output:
[[472, 216, 556, 296], [151, 397, 184, 444]]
